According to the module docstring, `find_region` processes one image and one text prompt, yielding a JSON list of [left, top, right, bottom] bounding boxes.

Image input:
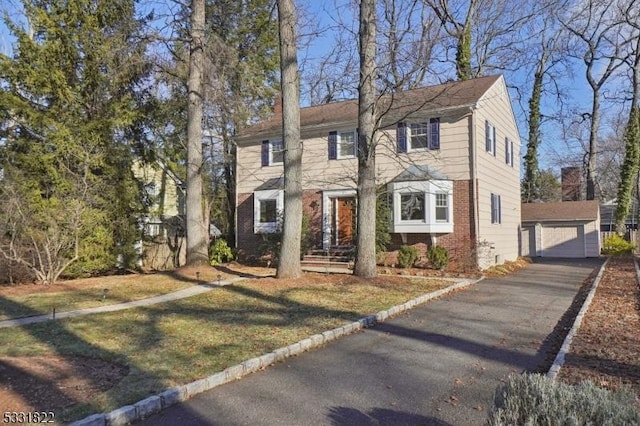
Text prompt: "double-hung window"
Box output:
[[261, 140, 284, 166], [397, 118, 440, 152], [491, 193, 502, 224], [505, 137, 514, 167], [485, 121, 496, 156], [329, 130, 357, 159], [435, 192, 449, 222]]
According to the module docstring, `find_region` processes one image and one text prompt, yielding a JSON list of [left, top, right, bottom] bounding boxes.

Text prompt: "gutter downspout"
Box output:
[[469, 104, 480, 269]]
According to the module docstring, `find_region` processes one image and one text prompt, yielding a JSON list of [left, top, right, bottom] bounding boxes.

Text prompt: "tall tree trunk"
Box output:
[[276, 0, 302, 279], [456, 23, 472, 80], [186, 0, 209, 265], [586, 89, 600, 200], [354, 0, 377, 278], [522, 69, 544, 202]]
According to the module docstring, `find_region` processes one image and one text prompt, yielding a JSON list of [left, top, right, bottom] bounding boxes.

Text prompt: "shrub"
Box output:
[[376, 188, 392, 253], [602, 234, 634, 255], [209, 238, 234, 266], [489, 374, 640, 426], [397, 245, 418, 268], [427, 245, 449, 270]]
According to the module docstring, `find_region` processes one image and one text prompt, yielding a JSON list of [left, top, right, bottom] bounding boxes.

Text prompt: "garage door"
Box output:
[[542, 225, 585, 258]]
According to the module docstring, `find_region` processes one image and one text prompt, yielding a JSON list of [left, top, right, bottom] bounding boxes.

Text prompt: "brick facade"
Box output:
[[238, 180, 476, 269], [236, 190, 323, 261]]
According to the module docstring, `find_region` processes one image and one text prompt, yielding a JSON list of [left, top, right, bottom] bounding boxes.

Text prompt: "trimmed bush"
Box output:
[[397, 245, 418, 268], [602, 234, 634, 255], [427, 245, 449, 270], [209, 238, 234, 266], [489, 374, 640, 426]]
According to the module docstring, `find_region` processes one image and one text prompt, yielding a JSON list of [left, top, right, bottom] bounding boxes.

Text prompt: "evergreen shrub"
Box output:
[[209, 238, 234, 265], [427, 245, 449, 270], [602, 234, 634, 255], [397, 245, 418, 268]]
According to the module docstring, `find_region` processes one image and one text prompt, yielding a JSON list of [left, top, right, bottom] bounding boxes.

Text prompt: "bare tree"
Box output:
[[423, 0, 535, 80], [354, 0, 378, 278], [276, 0, 303, 279], [560, 0, 627, 200], [186, 0, 209, 265]]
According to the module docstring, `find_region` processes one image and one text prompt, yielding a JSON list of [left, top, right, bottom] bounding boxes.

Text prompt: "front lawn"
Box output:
[[0, 271, 452, 422]]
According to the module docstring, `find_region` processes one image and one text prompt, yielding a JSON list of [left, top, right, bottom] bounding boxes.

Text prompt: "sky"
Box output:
[[0, 0, 631, 182]]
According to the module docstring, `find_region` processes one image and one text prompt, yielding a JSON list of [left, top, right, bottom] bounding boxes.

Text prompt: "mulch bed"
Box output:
[[557, 256, 640, 397]]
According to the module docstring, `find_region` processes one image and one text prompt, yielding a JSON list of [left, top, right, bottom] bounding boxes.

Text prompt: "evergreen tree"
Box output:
[[0, 0, 151, 282]]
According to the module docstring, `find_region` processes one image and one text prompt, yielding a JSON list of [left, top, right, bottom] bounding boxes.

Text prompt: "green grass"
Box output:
[[0, 275, 194, 320], [0, 274, 451, 422]]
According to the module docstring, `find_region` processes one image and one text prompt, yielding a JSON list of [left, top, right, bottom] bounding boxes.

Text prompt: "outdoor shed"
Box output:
[[520, 200, 601, 258]]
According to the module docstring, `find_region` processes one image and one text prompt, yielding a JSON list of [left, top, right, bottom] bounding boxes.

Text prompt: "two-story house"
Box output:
[[235, 75, 521, 269]]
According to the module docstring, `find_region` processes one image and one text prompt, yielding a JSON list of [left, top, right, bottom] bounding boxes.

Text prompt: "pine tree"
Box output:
[[0, 0, 151, 282]]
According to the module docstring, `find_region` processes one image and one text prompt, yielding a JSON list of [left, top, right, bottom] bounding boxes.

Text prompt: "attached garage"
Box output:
[[521, 201, 600, 258]]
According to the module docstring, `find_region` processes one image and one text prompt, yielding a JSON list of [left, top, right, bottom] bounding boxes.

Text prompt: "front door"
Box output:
[[331, 197, 356, 246]]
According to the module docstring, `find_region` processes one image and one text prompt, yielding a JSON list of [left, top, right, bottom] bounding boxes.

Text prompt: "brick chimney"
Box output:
[[273, 94, 282, 115], [561, 166, 582, 201]]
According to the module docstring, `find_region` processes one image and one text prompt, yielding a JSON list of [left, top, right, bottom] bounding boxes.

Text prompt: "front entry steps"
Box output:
[[301, 247, 354, 270]]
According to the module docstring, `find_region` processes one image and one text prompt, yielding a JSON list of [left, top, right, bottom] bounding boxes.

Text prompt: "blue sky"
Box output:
[[0, 0, 629, 179]]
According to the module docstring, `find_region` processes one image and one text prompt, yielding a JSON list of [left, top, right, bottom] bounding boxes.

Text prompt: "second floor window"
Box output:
[[261, 140, 284, 166], [486, 121, 496, 156], [329, 130, 357, 159], [397, 118, 440, 153]]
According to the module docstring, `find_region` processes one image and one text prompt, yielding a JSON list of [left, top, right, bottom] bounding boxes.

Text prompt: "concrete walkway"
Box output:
[[136, 258, 604, 426], [0, 277, 248, 328]]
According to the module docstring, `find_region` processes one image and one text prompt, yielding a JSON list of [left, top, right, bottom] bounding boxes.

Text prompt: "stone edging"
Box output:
[[546, 257, 610, 380], [69, 277, 482, 426]]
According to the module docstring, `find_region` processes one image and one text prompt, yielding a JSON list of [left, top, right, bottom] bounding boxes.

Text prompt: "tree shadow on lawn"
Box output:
[[0, 295, 167, 422]]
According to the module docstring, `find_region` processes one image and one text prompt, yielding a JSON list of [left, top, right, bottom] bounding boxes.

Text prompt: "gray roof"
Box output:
[[255, 177, 284, 191], [389, 165, 450, 182]]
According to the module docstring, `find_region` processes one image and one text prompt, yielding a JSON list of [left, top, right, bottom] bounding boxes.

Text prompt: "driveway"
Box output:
[[138, 258, 604, 426]]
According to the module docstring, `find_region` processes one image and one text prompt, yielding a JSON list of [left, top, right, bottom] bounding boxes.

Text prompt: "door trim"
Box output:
[[322, 189, 357, 251]]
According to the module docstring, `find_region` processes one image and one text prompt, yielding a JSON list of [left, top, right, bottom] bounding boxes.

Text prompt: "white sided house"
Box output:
[[235, 75, 521, 270]]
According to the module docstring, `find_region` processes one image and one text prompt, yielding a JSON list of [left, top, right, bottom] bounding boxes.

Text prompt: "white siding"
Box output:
[[473, 77, 521, 268]]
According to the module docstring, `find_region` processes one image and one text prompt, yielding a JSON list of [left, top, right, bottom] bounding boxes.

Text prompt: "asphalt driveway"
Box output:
[[138, 258, 604, 426]]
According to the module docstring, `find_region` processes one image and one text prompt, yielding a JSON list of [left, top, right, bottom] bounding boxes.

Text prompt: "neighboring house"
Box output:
[[520, 200, 601, 258], [235, 75, 521, 269], [132, 160, 186, 270], [599, 199, 638, 233]]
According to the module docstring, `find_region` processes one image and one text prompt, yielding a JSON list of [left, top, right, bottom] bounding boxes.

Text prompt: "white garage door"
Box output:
[[542, 225, 585, 258]]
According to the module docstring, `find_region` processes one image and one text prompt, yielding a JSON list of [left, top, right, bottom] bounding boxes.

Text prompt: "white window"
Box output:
[[338, 130, 357, 158], [387, 180, 453, 233], [271, 140, 284, 164], [253, 189, 284, 233], [505, 137, 514, 167], [486, 121, 496, 156], [410, 123, 429, 150], [491, 193, 502, 224], [435, 192, 449, 222]]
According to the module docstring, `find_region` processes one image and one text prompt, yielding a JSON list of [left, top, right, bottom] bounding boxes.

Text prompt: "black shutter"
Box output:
[[429, 118, 440, 150], [261, 140, 270, 166], [328, 131, 337, 160], [397, 122, 407, 153]]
